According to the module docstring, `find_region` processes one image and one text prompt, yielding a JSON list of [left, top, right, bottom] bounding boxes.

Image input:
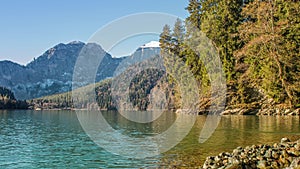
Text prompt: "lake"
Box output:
[[0, 110, 299, 168]]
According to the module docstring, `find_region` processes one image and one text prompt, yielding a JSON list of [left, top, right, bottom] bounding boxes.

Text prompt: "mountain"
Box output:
[[131, 41, 160, 60], [0, 41, 161, 100], [0, 41, 124, 99], [0, 60, 28, 86], [113, 41, 161, 76]]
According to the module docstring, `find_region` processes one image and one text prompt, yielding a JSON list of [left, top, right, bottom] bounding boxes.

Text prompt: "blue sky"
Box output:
[[0, 0, 189, 65]]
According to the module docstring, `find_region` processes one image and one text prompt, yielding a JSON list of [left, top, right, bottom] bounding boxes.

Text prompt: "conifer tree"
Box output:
[[186, 0, 201, 29], [159, 24, 172, 52], [237, 0, 299, 108], [200, 0, 244, 81]]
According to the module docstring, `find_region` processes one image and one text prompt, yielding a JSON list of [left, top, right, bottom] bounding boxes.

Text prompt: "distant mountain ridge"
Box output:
[[0, 41, 161, 99]]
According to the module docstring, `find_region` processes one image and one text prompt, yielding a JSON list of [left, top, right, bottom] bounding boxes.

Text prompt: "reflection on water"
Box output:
[[76, 110, 196, 158], [163, 115, 300, 166], [101, 110, 176, 135], [0, 110, 299, 168]]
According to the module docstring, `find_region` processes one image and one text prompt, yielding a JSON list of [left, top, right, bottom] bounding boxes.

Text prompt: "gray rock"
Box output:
[[295, 141, 300, 150], [272, 151, 279, 159], [232, 149, 240, 156], [264, 149, 272, 158], [202, 138, 300, 169], [281, 137, 290, 143], [257, 160, 267, 168], [270, 161, 279, 168], [288, 157, 300, 168]]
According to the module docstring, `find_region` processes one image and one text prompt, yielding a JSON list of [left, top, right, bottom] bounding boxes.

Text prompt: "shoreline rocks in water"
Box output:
[[176, 107, 300, 116], [219, 108, 300, 116], [202, 138, 300, 169], [257, 108, 300, 116]]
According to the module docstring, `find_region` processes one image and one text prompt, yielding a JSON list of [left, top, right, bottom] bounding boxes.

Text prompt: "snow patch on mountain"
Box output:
[[140, 41, 160, 48]]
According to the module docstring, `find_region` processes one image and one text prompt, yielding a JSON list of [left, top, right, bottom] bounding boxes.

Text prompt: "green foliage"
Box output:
[[129, 69, 165, 110], [199, 0, 244, 81], [186, 0, 201, 29], [172, 18, 185, 46], [0, 86, 15, 100], [237, 0, 300, 108], [95, 80, 115, 110], [0, 86, 28, 109], [159, 0, 299, 110], [159, 25, 172, 52]]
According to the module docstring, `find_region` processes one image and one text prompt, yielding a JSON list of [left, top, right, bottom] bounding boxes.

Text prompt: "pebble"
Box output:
[[281, 137, 290, 143], [202, 138, 300, 169]]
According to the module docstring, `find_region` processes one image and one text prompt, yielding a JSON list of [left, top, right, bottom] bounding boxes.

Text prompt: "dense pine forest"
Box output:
[[159, 0, 299, 114]]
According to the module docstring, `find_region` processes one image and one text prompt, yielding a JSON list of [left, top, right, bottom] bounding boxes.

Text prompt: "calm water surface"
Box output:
[[0, 110, 299, 168]]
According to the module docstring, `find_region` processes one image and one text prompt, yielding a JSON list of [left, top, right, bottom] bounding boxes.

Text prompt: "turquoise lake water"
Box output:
[[0, 110, 299, 168]]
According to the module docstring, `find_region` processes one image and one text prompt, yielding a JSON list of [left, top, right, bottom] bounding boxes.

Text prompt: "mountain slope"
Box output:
[[0, 41, 124, 99], [0, 41, 161, 100]]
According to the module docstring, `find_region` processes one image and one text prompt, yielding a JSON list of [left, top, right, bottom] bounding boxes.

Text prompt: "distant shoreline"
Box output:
[[2, 107, 299, 116]]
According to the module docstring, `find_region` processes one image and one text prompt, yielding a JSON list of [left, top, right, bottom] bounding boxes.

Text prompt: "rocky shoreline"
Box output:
[[220, 108, 300, 116], [202, 138, 300, 169]]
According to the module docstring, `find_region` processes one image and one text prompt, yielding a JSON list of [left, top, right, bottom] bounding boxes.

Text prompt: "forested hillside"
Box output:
[[159, 0, 299, 115], [31, 69, 171, 111]]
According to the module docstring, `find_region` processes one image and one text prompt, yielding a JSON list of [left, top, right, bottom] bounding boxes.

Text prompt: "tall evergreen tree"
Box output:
[[159, 24, 175, 77], [186, 0, 201, 29], [200, 0, 244, 81], [237, 0, 300, 108], [172, 18, 185, 43], [172, 18, 185, 57], [159, 24, 172, 52]]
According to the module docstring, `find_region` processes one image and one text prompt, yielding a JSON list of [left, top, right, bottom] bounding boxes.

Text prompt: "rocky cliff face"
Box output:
[[0, 41, 161, 100]]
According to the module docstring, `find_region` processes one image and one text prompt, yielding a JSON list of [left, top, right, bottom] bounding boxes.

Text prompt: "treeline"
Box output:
[[32, 70, 166, 111], [31, 80, 109, 110], [0, 86, 28, 109], [159, 0, 299, 111]]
